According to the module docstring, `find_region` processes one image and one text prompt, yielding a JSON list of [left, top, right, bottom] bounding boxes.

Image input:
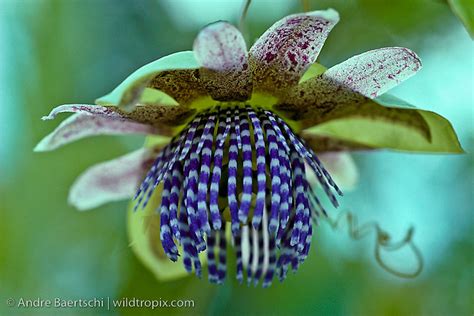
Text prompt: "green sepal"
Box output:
[[304, 94, 464, 153], [96, 51, 199, 110]]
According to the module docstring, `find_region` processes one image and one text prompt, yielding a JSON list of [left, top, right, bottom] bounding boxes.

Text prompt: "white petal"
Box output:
[[68, 148, 153, 211], [41, 104, 122, 120]]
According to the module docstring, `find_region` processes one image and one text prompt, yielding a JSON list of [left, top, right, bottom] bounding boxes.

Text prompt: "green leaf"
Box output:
[[303, 94, 464, 153], [448, 0, 474, 38], [96, 51, 200, 109]]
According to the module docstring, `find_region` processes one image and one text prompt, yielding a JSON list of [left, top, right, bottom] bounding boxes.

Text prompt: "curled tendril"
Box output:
[[322, 211, 424, 278]]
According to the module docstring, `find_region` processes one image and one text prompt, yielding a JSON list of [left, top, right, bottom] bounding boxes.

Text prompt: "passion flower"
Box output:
[[35, 9, 462, 287]]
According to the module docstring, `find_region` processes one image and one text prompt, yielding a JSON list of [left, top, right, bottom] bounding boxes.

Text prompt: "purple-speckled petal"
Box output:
[[193, 22, 252, 101], [41, 104, 123, 120], [324, 47, 422, 98], [35, 111, 157, 152], [194, 22, 248, 72], [68, 148, 153, 211], [249, 9, 339, 93]]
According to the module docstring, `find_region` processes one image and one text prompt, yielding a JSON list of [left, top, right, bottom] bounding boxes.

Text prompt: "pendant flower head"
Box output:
[[35, 9, 462, 287]]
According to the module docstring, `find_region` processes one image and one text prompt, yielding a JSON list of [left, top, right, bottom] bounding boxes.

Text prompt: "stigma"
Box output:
[[134, 105, 342, 287]]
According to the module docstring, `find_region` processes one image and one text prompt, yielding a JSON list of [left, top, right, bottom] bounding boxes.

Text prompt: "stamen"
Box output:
[[252, 229, 265, 286], [260, 114, 281, 234], [134, 145, 166, 201], [234, 233, 244, 283], [207, 230, 219, 283], [196, 111, 216, 236], [151, 130, 187, 197], [169, 162, 183, 241], [247, 108, 266, 229], [209, 110, 227, 230], [183, 117, 207, 252], [289, 152, 306, 248], [179, 204, 198, 274], [277, 229, 293, 282], [247, 225, 258, 285], [217, 228, 227, 284], [218, 108, 232, 147], [274, 128, 292, 232], [233, 108, 242, 150], [227, 119, 240, 236], [134, 142, 170, 209], [272, 113, 339, 208], [134, 105, 342, 287], [238, 110, 253, 224], [263, 110, 291, 152], [159, 169, 178, 261], [262, 236, 277, 288], [180, 111, 205, 160]]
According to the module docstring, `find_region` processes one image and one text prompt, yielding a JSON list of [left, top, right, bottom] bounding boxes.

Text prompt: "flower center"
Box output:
[[134, 105, 341, 287]]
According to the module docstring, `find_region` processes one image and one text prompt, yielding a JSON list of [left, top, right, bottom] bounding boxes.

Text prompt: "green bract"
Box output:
[[303, 94, 463, 153], [96, 51, 200, 110]]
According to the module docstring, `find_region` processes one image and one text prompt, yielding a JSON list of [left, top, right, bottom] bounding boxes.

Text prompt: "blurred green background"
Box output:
[[1, 0, 473, 315]]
